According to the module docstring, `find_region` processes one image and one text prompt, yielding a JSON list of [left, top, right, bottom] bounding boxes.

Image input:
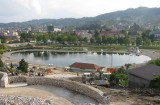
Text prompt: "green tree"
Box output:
[[0, 59, 4, 67], [36, 34, 43, 42], [94, 30, 99, 38], [90, 38, 95, 43], [125, 64, 131, 70], [102, 36, 107, 44], [10, 63, 14, 69], [17, 59, 28, 73], [107, 37, 114, 44], [0, 49, 5, 54], [42, 34, 49, 43], [124, 36, 130, 45], [19, 32, 32, 42], [122, 29, 127, 35], [143, 38, 151, 46], [150, 34, 155, 42], [0, 36, 6, 43], [83, 37, 88, 43], [148, 58, 160, 66], [118, 37, 125, 45], [96, 35, 102, 44], [109, 67, 128, 86], [49, 32, 57, 41], [131, 41, 136, 46], [136, 36, 143, 46], [142, 30, 151, 40], [0, 44, 7, 49]]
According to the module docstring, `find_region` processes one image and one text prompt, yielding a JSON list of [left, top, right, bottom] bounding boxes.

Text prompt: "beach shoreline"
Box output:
[[2, 49, 160, 69]]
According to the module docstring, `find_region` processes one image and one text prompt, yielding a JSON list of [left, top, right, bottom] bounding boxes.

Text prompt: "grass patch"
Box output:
[[9, 44, 130, 51], [140, 46, 160, 50]]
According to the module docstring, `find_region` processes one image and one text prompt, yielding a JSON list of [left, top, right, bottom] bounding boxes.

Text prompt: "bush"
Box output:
[[148, 58, 160, 66], [0, 49, 5, 54], [0, 67, 5, 72], [150, 74, 160, 89], [109, 67, 128, 86], [125, 64, 132, 70], [0, 59, 4, 67]]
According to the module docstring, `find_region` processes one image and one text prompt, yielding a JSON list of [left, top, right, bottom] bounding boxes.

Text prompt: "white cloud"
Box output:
[[0, 0, 160, 23]]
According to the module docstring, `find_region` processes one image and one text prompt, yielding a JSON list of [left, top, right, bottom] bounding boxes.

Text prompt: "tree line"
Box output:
[[18, 29, 158, 46], [19, 31, 131, 45], [19, 32, 88, 43]]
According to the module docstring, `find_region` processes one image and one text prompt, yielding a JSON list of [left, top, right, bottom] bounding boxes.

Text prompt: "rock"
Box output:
[[0, 94, 54, 105], [45, 100, 51, 104]]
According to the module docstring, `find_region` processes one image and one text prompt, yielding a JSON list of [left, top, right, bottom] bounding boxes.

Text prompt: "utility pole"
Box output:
[[111, 54, 113, 67]]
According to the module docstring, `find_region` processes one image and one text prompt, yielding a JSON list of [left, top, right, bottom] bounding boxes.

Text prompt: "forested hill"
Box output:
[[1, 7, 160, 29]]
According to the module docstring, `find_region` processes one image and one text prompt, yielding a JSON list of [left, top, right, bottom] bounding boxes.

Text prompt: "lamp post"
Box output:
[[111, 54, 113, 67]]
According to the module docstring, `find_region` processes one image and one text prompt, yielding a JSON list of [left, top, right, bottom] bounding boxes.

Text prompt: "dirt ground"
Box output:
[[0, 85, 71, 105], [92, 85, 160, 105], [68, 77, 160, 105], [0, 85, 98, 105]]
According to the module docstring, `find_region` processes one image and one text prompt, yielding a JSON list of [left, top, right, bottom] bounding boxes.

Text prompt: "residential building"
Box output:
[[130, 36, 137, 41], [5, 35, 20, 43], [100, 30, 125, 37], [75, 30, 93, 40], [128, 64, 160, 88], [1, 31, 20, 43], [54, 28, 61, 32], [70, 62, 101, 73], [149, 30, 160, 40]]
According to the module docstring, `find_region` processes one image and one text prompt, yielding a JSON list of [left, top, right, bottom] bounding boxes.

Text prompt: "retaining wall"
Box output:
[[27, 77, 110, 104], [0, 72, 8, 88], [8, 76, 27, 84]]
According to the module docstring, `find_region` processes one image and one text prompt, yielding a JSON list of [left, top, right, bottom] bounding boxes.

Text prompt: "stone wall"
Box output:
[[8, 76, 27, 84], [27, 77, 110, 104], [69, 77, 82, 83], [0, 72, 8, 88]]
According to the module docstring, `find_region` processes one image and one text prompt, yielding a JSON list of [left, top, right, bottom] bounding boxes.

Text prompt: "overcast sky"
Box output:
[[0, 0, 160, 23]]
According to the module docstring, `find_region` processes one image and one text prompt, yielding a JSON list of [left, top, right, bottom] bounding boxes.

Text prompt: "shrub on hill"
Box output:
[[148, 58, 160, 66]]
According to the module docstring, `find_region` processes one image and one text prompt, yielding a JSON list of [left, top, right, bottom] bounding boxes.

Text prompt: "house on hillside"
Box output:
[[128, 64, 160, 88], [70, 62, 102, 73], [149, 30, 160, 41]]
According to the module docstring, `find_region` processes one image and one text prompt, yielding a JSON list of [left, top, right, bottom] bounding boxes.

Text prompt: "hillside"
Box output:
[[1, 7, 160, 29]]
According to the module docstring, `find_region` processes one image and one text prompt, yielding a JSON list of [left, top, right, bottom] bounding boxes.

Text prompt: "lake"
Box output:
[[11, 51, 151, 67]]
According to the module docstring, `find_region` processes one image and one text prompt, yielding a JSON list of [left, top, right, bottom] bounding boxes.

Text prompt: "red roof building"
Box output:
[[70, 62, 101, 73]]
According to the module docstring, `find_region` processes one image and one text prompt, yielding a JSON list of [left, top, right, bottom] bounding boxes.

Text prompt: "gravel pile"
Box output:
[[0, 95, 53, 105]]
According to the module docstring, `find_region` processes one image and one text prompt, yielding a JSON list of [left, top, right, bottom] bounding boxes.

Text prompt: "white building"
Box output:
[[54, 28, 61, 32]]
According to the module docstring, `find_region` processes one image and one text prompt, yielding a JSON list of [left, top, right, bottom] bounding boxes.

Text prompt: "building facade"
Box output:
[[128, 64, 160, 88], [70, 62, 101, 73]]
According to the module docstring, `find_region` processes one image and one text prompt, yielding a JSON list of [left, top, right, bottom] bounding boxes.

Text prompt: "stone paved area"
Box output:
[[8, 82, 27, 88]]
